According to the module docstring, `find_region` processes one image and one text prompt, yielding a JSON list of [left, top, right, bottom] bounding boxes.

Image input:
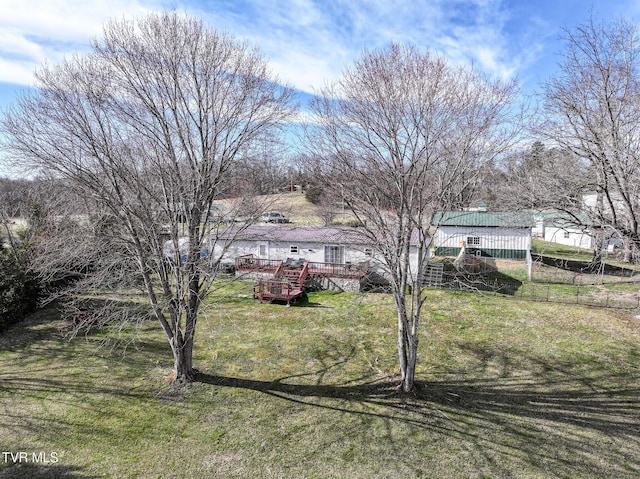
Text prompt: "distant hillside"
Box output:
[[232, 191, 356, 226]]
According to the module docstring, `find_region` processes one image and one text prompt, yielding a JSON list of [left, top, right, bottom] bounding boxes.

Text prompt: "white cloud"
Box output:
[[0, 31, 44, 61], [0, 0, 546, 93], [0, 0, 164, 85], [0, 58, 38, 86], [195, 0, 450, 93], [203, 0, 536, 93]]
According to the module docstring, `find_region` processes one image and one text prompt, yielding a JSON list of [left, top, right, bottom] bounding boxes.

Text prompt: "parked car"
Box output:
[[261, 211, 289, 223]]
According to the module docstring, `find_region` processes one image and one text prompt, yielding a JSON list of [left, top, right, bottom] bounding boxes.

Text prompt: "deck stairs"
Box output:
[[253, 261, 309, 305]]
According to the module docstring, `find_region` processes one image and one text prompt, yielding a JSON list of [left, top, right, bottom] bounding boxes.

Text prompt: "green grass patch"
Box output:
[[532, 238, 594, 261], [1, 286, 640, 478]]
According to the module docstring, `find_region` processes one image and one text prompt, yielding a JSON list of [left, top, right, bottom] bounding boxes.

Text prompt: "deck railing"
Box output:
[[236, 255, 370, 279], [299, 262, 310, 284], [235, 254, 282, 273], [273, 260, 285, 278], [254, 280, 304, 305], [307, 261, 369, 279]]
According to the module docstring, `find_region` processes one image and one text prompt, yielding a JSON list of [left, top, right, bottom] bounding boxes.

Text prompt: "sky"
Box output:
[[0, 0, 639, 152]]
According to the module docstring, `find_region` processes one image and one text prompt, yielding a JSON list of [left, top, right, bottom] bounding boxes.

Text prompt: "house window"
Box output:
[[467, 236, 481, 246], [258, 244, 267, 257], [290, 245, 299, 254], [324, 245, 344, 264], [563, 231, 570, 239], [364, 248, 373, 257]]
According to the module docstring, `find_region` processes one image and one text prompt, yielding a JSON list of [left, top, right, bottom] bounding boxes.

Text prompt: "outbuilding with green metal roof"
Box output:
[[431, 209, 535, 260]]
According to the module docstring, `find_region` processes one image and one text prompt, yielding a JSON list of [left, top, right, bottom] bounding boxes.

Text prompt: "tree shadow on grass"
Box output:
[[0, 463, 100, 479], [0, 306, 172, 442], [196, 349, 640, 479], [4, 306, 639, 477], [197, 370, 640, 435], [1, 302, 170, 375]]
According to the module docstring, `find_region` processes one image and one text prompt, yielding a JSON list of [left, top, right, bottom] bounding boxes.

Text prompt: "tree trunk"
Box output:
[[170, 333, 196, 386], [589, 191, 605, 272], [397, 312, 408, 383], [623, 237, 634, 263], [402, 340, 417, 393], [397, 309, 418, 393], [590, 247, 604, 272]]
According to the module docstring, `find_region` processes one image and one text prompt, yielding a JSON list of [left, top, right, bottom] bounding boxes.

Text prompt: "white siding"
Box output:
[[434, 226, 531, 251], [532, 218, 545, 238], [544, 226, 593, 250], [213, 239, 374, 265], [212, 237, 427, 284]]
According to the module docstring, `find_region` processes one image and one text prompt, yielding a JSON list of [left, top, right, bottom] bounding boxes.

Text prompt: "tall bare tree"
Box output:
[[493, 143, 589, 215], [307, 43, 523, 392], [1, 12, 296, 385], [537, 16, 640, 263]]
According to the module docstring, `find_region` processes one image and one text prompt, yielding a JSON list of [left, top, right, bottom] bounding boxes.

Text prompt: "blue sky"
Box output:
[[0, 1, 638, 131]]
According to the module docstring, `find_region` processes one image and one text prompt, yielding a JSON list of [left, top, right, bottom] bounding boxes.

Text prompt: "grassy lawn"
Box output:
[[533, 238, 640, 272], [1, 284, 640, 478], [532, 239, 594, 261]]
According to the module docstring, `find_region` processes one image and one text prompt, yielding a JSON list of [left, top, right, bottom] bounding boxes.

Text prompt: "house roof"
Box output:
[[542, 212, 591, 227], [431, 210, 535, 228], [213, 224, 422, 245], [214, 225, 370, 244]]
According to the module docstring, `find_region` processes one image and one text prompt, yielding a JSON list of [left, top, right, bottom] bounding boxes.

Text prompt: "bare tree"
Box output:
[[232, 133, 291, 195], [316, 194, 338, 226], [537, 16, 640, 263], [1, 12, 296, 385], [0, 177, 32, 220], [492, 143, 609, 262], [307, 43, 523, 392]]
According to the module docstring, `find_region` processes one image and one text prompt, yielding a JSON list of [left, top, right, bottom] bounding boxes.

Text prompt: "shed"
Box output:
[[431, 210, 534, 260]]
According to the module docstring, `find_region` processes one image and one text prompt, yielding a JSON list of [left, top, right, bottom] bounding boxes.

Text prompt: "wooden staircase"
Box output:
[[279, 262, 309, 289], [253, 261, 309, 306]]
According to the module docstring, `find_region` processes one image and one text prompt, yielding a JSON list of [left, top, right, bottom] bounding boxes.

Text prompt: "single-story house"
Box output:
[[542, 214, 594, 250], [212, 225, 373, 263], [534, 211, 624, 252], [431, 210, 535, 260], [210, 224, 426, 286]]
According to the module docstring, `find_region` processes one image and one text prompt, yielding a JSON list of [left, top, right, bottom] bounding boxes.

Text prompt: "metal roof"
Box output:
[[431, 210, 535, 228], [540, 212, 591, 226], [214, 225, 371, 244], [214, 224, 422, 245]]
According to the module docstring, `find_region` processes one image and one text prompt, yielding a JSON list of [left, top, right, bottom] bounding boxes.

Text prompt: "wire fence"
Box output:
[[436, 269, 640, 310], [514, 283, 640, 309], [531, 254, 640, 285]]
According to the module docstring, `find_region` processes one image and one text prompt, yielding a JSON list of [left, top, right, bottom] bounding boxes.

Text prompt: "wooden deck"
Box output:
[[235, 255, 369, 280], [235, 255, 281, 273], [306, 261, 369, 279], [253, 280, 305, 306], [236, 255, 369, 305], [253, 262, 309, 306]]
